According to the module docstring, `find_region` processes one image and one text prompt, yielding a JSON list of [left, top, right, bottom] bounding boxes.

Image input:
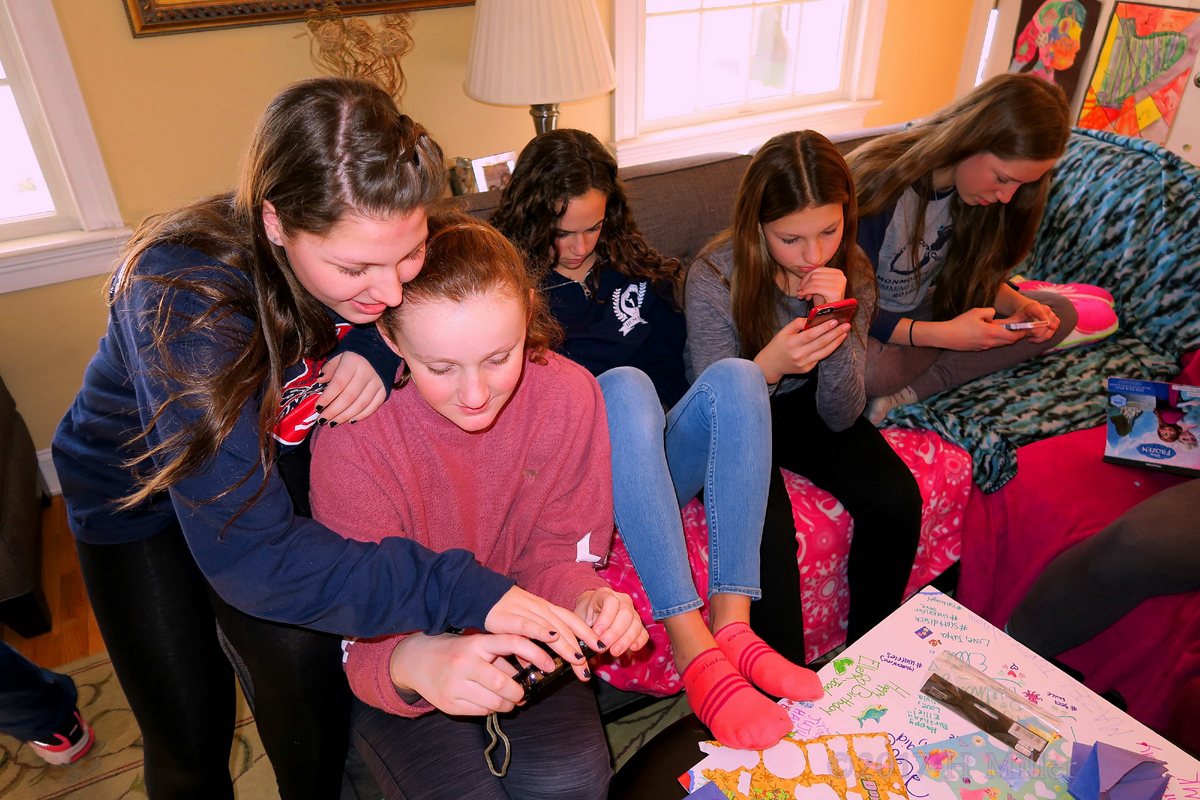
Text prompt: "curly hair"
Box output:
[[113, 77, 444, 512], [379, 209, 562, 386], [489, 129, 684, 305]]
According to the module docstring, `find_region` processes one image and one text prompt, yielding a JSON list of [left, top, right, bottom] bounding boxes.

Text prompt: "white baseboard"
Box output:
[[36, 448, 60, 496]]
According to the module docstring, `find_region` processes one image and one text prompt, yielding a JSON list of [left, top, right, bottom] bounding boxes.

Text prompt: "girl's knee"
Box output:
[[700, 358, 769, 413], [597, 367, 664, 433]]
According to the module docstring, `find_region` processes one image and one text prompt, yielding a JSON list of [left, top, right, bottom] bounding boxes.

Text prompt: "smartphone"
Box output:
[[508, 639, 597, 701], [804, 298, 858, 330], [1000, 319, 1050, 331]]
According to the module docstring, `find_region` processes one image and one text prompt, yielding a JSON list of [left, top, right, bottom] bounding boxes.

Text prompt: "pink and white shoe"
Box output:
[[29, 710, 95, 765]]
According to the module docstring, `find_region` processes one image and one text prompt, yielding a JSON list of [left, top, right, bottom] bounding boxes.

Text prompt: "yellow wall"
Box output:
[[864, 0, 976, 128], [2, 0, 972, 451]]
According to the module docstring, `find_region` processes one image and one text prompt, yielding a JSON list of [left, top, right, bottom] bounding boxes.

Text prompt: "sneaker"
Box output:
[[29, 710, 95, 765]]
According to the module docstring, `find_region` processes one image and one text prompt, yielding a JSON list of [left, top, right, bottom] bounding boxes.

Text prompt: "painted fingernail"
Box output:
[[574, 652, 583, 660], [596, 641, 607, 650], [350, 420, 356, 424], [318, 417, 327, 425], [583, 669, 592, 679], [315, 404, 324, 412], [548, 631, 558, 638], [329, 421, 338, 428], [317, 372, 325, 379]]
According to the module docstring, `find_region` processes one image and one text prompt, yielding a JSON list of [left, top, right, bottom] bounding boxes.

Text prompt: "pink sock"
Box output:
[[715, 622, 824, 701], [681, 648, 791, 751]]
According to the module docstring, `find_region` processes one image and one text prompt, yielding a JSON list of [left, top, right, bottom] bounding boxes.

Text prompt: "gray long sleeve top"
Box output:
[[684, 241, 870, 432]]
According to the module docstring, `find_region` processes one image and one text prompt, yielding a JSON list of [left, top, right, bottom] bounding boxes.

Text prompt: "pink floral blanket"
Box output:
[[594, 428, 972, 695]]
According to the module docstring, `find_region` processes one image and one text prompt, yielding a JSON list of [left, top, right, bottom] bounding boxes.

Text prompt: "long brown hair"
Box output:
[[379, 210, 562, 387], [114, 77, 444, 511], [490, 129, 683, 304], [697, 130, 872, 360], [848, 73, 1070, 319]]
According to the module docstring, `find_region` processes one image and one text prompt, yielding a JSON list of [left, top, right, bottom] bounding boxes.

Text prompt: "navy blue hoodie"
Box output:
[[51, 244, 513, 638], [544, 265, 689, 408]]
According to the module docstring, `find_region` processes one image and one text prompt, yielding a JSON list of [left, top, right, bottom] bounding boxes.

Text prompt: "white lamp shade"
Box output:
[[464, 0, 617, 107]]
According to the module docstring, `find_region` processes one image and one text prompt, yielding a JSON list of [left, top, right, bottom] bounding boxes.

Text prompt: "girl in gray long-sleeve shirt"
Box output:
[[686, 130, 923, 646]]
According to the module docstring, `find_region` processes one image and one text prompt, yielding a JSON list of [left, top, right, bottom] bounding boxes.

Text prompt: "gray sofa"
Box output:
[[459, 126, 903, 260]]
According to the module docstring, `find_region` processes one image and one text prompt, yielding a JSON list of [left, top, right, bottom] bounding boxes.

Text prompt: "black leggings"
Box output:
[[1008, 478, 1200, 657], [750, 378, 923, 657], [76, 523, 351, 800]]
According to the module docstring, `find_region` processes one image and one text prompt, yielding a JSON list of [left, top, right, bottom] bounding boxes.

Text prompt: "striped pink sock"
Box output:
[[681, 648, 791, 751], [715, 622, 824, 701]]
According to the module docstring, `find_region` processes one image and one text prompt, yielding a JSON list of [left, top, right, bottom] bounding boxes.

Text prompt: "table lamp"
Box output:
[[464, 0, 617, 135]]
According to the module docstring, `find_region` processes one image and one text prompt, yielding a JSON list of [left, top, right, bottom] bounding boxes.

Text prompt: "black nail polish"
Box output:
[[318, 417, 327, 425], [574, 652, 583, 660], [583, 669, 592, 679], [350, 420, 357, 424], [317, 373, 325, 379], [596, 641, 607, 650], [548, 631, 558, 638], [315, 404, 324, 412], [329, 421, 338, 428]]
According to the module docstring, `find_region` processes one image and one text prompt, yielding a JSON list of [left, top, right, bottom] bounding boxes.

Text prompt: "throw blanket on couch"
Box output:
[[886, 129, 1200, 492]]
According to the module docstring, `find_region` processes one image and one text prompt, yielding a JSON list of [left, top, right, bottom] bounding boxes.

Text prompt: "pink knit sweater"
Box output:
[[309, 352, 614, 717]]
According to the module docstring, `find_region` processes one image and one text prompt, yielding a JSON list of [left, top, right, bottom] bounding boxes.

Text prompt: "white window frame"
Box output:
[[613, 0, 888, 166], [0, 0, 129, 295]]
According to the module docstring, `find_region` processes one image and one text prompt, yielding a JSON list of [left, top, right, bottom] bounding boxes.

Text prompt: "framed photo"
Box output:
[[471, 151, 517, 193], [122, 0, 471, 38]]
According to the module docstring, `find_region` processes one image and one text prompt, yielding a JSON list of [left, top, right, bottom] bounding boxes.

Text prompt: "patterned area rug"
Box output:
[[0, 651, 685, 799]]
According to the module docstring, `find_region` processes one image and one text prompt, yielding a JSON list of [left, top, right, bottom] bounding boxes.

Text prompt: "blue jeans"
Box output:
[[0, 641, 78, 742], [597, 359, 772, 620]]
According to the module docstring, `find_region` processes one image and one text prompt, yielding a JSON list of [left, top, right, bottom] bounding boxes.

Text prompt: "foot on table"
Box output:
[[682, 648, 792, 751], [716, 622, 824, 702]]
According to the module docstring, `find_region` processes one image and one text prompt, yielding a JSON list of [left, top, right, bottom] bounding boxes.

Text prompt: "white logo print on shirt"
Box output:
[[613, 282, 648, 336]]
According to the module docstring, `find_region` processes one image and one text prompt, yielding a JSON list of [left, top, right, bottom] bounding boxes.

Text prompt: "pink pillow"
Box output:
[[1015, 280, 1119, 351]]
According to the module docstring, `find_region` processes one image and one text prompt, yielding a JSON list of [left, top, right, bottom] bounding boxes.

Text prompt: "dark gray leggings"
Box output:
[[1007, 479, 1200, 657], [351, 676, 612, 800], [865, 291, 1079, 400]]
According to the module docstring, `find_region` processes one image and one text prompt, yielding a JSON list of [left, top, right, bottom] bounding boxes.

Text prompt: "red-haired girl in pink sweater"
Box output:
[[310, 211, 646, 800]]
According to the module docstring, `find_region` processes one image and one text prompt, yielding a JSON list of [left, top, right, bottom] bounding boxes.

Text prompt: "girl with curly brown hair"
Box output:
[[493, 130, 822, 752]]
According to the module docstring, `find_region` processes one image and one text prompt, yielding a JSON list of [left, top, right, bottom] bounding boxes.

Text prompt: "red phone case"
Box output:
[[804, 298, 858, 330]]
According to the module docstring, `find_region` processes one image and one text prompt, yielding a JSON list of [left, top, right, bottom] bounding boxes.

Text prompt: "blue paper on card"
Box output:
[[1068, 741, 1169, 800], [689, 781, 729, 798]]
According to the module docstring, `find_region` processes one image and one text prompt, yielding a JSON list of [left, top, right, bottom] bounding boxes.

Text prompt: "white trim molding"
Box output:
[[0, 228, 131, 294], [0, 0, 126, 293], [37, 448, 60, 496], [613, 99, 881, 167]]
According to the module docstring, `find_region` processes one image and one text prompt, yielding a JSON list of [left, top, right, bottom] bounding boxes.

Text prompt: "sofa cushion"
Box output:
[[885, 129, 1200, 492]]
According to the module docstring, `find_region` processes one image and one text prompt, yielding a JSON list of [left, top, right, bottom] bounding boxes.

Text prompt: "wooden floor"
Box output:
[[2, 496, 105, 670]]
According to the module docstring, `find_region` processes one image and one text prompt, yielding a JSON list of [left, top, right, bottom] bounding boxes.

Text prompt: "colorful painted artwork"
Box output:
[[1009, 0, 1103, 104], [680, 732, 911, 800], [1077, 3, 1200, 144], [913, 731, 1074, 800]]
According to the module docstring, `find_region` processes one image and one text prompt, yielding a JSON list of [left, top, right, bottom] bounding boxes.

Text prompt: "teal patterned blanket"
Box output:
[[886, 129, 1200, 492]]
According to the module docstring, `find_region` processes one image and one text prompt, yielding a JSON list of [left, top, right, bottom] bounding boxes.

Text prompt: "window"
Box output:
[[614, 0, 887, 166], [0, 1, 128, 294]]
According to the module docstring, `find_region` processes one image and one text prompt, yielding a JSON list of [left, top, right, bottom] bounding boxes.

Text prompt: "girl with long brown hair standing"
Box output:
[[50, 79, 603, 800], [850, 74, 1079, 424], [689, 130, 923, 651]]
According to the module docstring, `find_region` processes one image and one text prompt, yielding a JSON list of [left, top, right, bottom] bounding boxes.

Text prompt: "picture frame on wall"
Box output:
[[122, 0, 471, 38], [1076, 2, 1200, 145], [471, 151, 518, 193]]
